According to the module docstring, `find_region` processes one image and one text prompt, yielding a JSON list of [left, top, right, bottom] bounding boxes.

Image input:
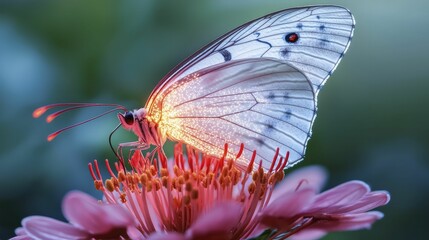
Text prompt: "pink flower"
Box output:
[[86, 144, 389, 239], [12, 191, 139, 240], [257, 166, 391, 239], [14, 144, 390, 239]]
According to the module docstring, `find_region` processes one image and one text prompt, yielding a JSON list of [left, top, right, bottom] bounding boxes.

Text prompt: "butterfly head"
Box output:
[[118, 108, 146, 131], [118, 108, 163, 146]]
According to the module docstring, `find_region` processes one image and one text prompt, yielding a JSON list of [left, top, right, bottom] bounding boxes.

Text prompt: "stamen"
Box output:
[[90, 143, 289, 238], [236, 143, 244, 159], [279, 152, 290, 171], [247, 150, 257, 174], [268, 148, 280, 173]]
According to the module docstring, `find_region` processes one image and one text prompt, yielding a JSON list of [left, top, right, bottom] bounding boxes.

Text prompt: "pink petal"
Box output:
[[14, 227, 26, 236], [290, 229, 327, 240], [22, 216, 89, 240], [63, 191, 135, 234], [270, 166, 327, 202], [259, 188, 316, 229], [9, 236, 32, 240], [147, 232, 186, 240], [307, 181, 370, 213], [346, 191, 391, 214], [127, 226, 146, 240], [309, 211, 384, 232], [186, 201, 242, 240]]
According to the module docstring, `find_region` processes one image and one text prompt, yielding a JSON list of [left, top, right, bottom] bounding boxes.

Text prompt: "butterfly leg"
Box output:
[[116, 141, 149, 171]]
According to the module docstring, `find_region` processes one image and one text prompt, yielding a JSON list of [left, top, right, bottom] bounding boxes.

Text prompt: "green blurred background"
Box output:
[[0, 0, 427, 239]]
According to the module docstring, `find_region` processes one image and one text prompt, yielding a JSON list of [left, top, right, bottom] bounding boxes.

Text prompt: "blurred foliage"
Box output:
[[1, 0, 428, 239]]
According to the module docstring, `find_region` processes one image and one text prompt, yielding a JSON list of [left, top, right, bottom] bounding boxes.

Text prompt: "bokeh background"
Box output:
[[1, 0, 427, 239]]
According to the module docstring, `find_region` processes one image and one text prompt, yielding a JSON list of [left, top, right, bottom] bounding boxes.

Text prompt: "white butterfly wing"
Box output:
[[151, 58, 314, 170], [146, 6, 355, 169], [146, 5, 355, 109]]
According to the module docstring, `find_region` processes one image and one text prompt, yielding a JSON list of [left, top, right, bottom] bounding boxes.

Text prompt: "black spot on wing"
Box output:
[[255, 138, 265, 146], [280, 48, 290, 58], [267, 92, 276, 99], [320, 39, 329, 46], [296, 23, 303, 29], [283, 92, 289, 99], [283, 109, 292, 120], [265, 121, 275, 133], [219, 49, 231, 62], [319, 24, 325, 31]]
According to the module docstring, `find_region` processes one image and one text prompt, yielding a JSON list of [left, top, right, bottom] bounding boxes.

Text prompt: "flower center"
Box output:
[[88, 143, 288, 237]]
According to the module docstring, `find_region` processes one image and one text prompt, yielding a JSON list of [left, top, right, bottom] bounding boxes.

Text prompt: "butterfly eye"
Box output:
[[123, 112, 134, 125], [285, 32, 299, 43]]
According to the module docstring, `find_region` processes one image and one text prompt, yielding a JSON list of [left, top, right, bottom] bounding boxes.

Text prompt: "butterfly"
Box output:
[[34, 5, 355, 171]]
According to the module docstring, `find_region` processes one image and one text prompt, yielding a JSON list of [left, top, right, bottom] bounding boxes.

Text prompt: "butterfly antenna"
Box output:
[[43, 107, 124, 141], [33, 103, 127, 119], [109, 123, 126, 171]]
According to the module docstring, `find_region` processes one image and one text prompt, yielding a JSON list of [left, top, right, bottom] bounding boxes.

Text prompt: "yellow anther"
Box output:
[[192, 172, 198, 181], [177, 176, 185, 185], [140, 173, 148, 185], [154, 180, 161, 191], [183, 171, 190, 181], [191, 189, 199, 199], [162, 176, 169, 188], [145, 170, 153, 180], [173, 166, 181, 176], [105, 179, 115, 192], [118, 171, 126, 182], [146, 181, 153, 192], [185, 181, 193, 192], [127, 173, 134, 183], [94, 180, 103, 190], [120, 193, 127, 203], [252, 172, 259, 182], [261, 174, 268, 184], [112, 178, 119, 188], [248, 182, 256, 194], [149, 165, 156, 176], [275, 171, 284, 182], [222, 166, 229, 177], [258, 167, 264, 179], [160, 168, 169, 177]]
